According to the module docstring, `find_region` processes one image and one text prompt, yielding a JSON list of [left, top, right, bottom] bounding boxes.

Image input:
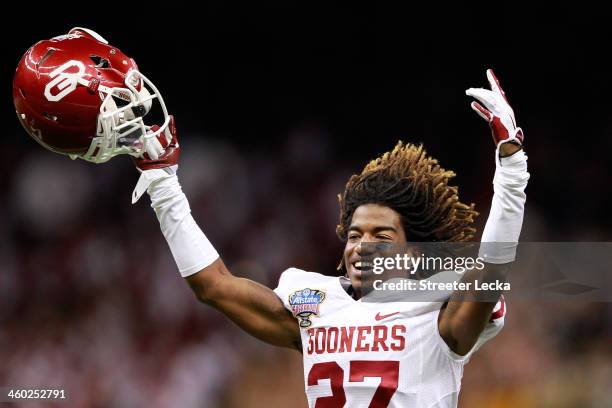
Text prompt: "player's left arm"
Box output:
[[438, 69, 529, 356]]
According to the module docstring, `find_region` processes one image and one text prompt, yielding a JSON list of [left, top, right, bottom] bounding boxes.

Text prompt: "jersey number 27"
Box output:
[[308, 360, 399, 407]]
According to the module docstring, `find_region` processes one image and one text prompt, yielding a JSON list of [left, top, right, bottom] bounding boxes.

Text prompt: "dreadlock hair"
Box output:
[[336, 141, 478, 243]]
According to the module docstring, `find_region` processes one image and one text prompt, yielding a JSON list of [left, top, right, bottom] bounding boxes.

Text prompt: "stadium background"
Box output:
[[1, 3, 611, 407]]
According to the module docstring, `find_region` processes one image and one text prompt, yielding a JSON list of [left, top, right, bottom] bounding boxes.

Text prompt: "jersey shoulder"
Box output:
[[277, 267, 335, 287], [273, 267, 339, 310], [274, 267, 337, 296]]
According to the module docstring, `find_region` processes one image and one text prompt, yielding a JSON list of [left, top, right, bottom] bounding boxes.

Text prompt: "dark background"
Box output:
[[3, 3, 612, 236], [0, 3, 611, 407]]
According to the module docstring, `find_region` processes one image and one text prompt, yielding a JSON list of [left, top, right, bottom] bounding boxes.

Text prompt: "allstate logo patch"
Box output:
[[289, 288, 325, 328]]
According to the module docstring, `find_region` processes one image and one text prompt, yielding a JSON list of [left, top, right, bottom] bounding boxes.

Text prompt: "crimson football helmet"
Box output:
[[13, 28, 171, 163]]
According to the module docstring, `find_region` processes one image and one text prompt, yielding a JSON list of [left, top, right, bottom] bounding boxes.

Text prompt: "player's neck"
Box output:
[[340, 276, 362, 300]]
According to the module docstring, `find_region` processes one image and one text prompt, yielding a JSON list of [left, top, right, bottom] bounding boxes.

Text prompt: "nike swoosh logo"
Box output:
[[375, 312, 400, 321]]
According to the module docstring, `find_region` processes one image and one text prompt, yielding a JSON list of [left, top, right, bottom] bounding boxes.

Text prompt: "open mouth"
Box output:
[[352, 261, 373, 271]]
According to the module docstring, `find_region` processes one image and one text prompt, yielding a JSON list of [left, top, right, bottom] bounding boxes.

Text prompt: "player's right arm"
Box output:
[[186, 259, 301, 349], [132, 117, 301, 350]]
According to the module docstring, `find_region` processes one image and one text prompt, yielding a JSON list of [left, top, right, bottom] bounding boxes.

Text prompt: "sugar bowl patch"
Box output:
[[288, 288, 326, 328]]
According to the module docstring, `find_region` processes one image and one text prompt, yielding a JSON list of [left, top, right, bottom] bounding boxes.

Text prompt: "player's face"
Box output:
[[343, 203, 407, 295]]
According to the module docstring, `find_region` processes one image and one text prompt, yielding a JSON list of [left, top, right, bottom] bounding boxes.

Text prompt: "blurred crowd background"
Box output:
[[1, 3, 612, 407]]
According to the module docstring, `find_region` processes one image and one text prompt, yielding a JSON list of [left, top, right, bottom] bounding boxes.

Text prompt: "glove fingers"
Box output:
[[145, 135, 164, 160], [466, 88, 500, 113], [486, 69, 508, 101], [471, 101, 493, 122], [165, 115, 178, 148]]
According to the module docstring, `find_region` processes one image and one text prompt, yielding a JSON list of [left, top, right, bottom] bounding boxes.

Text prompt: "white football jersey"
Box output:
[[274, 268, 505, 408]]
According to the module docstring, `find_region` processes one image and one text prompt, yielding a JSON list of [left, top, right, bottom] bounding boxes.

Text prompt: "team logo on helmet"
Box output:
[[44, 60, 86, 102], [288, 288, 325, 328]]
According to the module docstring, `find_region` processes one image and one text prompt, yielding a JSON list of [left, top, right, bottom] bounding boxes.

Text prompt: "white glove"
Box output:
[[466, 69, 524, 147]]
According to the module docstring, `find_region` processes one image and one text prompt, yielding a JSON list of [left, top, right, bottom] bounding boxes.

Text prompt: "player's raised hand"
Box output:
[[466, 69, 524, 147], [132, 115, 181, 204], [134, 115, 180, 171]]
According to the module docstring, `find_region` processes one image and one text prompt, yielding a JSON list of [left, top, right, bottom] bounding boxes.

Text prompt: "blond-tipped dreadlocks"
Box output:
[[337, 141, 478, 242]]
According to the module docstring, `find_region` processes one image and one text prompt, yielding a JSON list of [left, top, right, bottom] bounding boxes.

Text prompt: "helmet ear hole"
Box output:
[[130, 105, 147, 118], [137, 87, 153, 116]]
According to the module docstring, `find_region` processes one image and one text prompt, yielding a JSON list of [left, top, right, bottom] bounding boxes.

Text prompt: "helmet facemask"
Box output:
[[77, 69, 171, 163]]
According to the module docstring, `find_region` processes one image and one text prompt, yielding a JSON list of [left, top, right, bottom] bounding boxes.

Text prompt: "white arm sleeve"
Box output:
[[139, 168, 220, 277], [479, 149, 530, 263]]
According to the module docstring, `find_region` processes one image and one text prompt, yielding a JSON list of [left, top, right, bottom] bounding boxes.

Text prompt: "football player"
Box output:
[[14, 29, 529, 407]]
